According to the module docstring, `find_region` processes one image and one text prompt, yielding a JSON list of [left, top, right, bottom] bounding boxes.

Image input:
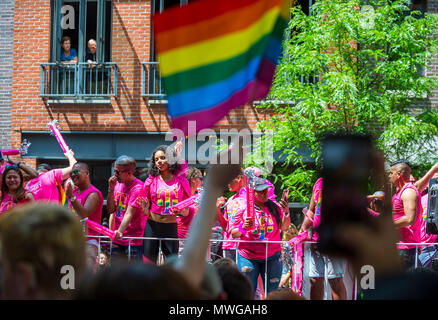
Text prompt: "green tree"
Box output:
[[256, 0, 438, 203]]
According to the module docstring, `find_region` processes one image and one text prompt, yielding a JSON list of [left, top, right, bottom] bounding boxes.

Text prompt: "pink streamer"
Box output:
[[246, 186, 255, 219], [48, 121, 69, 153], [288, 232, 308, 295], [86, 219, 116, 240], [0, 149, 20, 156], [165, 193, 200, 214]]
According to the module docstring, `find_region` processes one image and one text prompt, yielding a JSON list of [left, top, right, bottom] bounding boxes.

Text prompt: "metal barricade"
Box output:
[[86, 234, 438, 300]]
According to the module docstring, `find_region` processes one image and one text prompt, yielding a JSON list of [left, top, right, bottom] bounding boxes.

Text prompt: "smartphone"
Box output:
[[281, 189, 290, 202], [316, 134, 377, 257]]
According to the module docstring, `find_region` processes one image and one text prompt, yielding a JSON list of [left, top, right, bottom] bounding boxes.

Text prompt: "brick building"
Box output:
[[1, 0, 436, 196], [5, 0, 276, 196], [0, 0, 15, 149]]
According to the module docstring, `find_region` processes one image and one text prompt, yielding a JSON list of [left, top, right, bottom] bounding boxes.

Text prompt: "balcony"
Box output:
[[141, 62, 167, 103], [40, 62, 118, 103]]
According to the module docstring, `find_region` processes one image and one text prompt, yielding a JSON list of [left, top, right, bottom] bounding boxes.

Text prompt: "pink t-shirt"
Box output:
[[143, 175, 190, 216], [112, 178, 145, 246], [231, 201, 284, 260], [420, 194, 438, 244], [311, 177, 323, 241], [392, 182, 423, 249], [222, 193, 246, 251], [68, 184, 104, 240], [25, 169, 63, 203], [0, 193, 31, 215], [177, 205, 197, 239]]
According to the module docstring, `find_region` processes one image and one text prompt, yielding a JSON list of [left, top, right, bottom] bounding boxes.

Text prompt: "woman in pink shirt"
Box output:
[[231, 177, 290, 295], [216, 169, 246, 262], [176, 167, 203, 255], [139, 145, 191, 263], [0, 165, 34, 215]]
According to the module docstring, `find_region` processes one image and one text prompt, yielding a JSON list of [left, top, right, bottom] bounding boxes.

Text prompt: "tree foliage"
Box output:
[[256, 0, 438, 203]]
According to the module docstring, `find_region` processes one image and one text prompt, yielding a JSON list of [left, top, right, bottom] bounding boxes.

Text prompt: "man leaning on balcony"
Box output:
[[85, 39, 106, 95], [58, 36, 78, 95]]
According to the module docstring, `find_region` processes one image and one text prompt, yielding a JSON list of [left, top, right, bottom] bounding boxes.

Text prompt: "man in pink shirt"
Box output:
[[66, 162, 104, 272], [389, 160, 423, 270], [25, 148, 77, 203], [300, 177, 347, 300], [107, 155, 145, 262]]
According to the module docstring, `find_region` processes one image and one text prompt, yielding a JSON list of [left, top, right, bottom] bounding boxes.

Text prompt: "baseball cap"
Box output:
[[254, 177, 270, 191]]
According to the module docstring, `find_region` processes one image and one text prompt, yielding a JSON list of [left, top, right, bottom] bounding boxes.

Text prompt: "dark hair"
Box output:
[[390, 160, 411, 168], [148, 145, 181, 177], [61, 36, 71, 44], [265, 199, 282, 228], [214, 264, 253, 300], [1, 166, 26, 203], [74, 262, 201, 300]]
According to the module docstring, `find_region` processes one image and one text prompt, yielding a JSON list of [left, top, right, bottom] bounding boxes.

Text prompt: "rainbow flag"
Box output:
[[56, 180, 69, 209], [153, 0, 290, 135]]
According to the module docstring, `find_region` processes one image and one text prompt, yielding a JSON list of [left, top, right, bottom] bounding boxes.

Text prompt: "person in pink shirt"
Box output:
[[25, 148, 77, 203], [176, 167, 203, 255], [107, 155, 145, 262], [0, 165, 34, 215], [138, 145, 191, 263], [230, 177, 290, 296], [389, 160, 423, 270], [65, 162, 104, 272], [299, 177, 347, 300], [216, 169, 246, 262]]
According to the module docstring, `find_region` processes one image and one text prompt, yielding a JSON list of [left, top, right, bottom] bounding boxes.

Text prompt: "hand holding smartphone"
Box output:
[[317, 134, 378, 257]]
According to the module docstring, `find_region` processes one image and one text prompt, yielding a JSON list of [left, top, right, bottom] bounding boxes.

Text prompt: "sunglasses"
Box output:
[[70, 169, 80, 177], [6, 164, 18, 169]]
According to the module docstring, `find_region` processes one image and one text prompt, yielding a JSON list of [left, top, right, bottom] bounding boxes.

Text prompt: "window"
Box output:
[[150, 0, 188, 61], [143, 0, 188, 99], [51, 0, 112, 63], [42, 0, 116, 98]]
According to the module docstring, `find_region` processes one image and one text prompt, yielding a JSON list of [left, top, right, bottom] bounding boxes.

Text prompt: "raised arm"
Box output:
[[415, 162, 438, 193], [6, 156, 38, 181], [61, 148, 78, 180]]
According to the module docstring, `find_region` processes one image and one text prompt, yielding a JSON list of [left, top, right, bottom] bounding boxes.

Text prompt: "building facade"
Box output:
[[7, 0, 276, 195], [2, 0, 437, 195]]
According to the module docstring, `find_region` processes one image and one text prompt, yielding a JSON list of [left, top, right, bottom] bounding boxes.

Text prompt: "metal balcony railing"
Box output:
[[141, 62, 166, 99], [40, 62, 118, 98]]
